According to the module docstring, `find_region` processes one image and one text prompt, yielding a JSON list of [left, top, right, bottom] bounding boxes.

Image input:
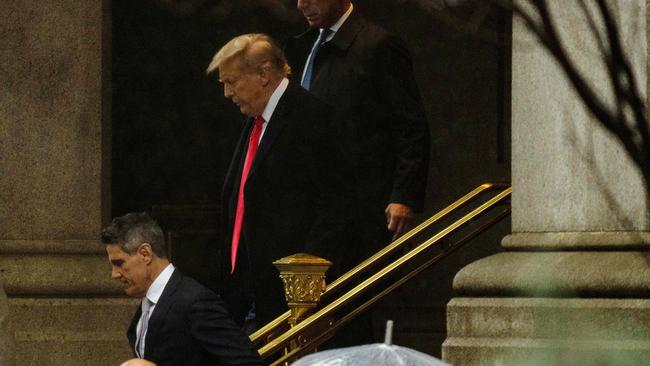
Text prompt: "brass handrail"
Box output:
[[269, 207, 511, 365], [258, 185, 512, 361], [250, 182, 507, 344]]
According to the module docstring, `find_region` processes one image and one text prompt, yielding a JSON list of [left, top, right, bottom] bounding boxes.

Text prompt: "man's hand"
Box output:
[[385, 203, 414, 242]]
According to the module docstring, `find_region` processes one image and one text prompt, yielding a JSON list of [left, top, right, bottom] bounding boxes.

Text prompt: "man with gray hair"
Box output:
[[102, 212, 262, 366], [286, 0, 430, 254], [207, 34, 348, 329]]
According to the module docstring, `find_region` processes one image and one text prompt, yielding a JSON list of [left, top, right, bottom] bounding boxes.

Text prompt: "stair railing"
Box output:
[[252, 183, 512, 365]]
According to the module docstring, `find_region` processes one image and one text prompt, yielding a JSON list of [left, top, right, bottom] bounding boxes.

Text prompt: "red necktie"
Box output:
[[231, 116, 265, 273]]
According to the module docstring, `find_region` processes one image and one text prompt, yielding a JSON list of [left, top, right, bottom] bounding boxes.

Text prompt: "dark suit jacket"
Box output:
[[221, 81, 349, 326], [127, 270, 262, 366], [285, 10, 430, 247]]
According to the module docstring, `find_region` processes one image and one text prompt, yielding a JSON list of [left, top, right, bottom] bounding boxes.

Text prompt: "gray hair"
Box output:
[[101, 212, 167, 258], [206, 33, 291, 77]]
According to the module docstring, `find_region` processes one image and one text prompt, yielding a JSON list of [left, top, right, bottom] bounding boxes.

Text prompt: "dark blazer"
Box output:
[[127, 270, 262, 366], [221, 81, 349, 326], [285, 10, 430, 246]]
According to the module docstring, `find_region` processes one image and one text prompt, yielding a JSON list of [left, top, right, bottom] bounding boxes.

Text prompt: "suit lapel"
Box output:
[[143, 270, 182, 358], [295, 28, 319, 52], [223, 117, 254, 196], [223, 118, 255, 215], [246, 83, 297, 178], [285, 29, 317, 85], [127, 305, 141, 353]]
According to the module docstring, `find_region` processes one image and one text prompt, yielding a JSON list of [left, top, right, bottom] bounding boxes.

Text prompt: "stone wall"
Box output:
[[443, 1, 650, 365], [0, 0, 136, 364]]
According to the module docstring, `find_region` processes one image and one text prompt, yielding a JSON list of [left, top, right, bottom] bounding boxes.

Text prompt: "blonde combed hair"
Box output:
[[206, 33, 291, 77]]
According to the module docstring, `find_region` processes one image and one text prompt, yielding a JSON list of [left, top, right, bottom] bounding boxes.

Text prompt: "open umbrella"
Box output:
[[291, 321, 452, 366]]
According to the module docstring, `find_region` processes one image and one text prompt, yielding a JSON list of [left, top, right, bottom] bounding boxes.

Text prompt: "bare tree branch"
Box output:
[[515, 1, 648, 172]]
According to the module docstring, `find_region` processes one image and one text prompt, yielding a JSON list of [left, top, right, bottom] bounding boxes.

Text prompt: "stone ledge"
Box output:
[[17, 339, 131, 366], [443, 337, 650, 366], [0, 254, 122, 296], [444, 337, 650, 350], [8, 297, 137, 366], [502, 232, 650, 250], [15, 331, 125, 342], [453, 252, 650, 297], [9, 298, 138, 331], [446, 297, 650, 338], [0, 240, 105, 254]]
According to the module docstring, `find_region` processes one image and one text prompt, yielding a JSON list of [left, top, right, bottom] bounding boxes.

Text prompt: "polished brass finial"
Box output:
[[273, 253, 332, 327]]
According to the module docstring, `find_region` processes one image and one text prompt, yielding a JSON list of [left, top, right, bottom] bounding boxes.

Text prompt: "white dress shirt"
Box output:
[[136, 263, 175, 355], [257, 77, 289, 142]]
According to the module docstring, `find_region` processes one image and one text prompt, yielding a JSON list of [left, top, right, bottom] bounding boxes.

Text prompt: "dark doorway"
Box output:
[[111, 0, 512, 356]]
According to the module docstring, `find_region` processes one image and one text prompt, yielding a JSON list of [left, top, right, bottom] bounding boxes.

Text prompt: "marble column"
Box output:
[[0, 1, 137, 364], [443, 1, 650, 365], [0, 287, 14, 366]]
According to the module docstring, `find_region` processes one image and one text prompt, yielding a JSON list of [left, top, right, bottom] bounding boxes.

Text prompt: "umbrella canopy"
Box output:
[[291, 343, 452, 366], [291, 321, 452, 366]]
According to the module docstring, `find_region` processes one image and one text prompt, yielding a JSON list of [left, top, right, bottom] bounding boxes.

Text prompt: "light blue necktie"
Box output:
[[301, 28, 333, 90]]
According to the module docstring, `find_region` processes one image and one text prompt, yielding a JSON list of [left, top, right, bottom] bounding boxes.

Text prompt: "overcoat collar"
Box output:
[[296, 9, 365, 52]]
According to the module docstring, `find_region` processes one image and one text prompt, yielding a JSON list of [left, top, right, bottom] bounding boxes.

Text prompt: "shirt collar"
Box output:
[[145, 263, 175, 305], [322, 2, 354, 41], [260, 77, 289, 122]]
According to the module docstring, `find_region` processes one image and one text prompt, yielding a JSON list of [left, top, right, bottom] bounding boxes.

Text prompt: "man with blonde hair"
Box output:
[[206, 33, 290, 81], [207, 33, 349, 329]]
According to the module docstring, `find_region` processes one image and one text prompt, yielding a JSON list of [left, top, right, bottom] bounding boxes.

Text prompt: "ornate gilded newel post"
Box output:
[[273, 253, 332, 328]]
